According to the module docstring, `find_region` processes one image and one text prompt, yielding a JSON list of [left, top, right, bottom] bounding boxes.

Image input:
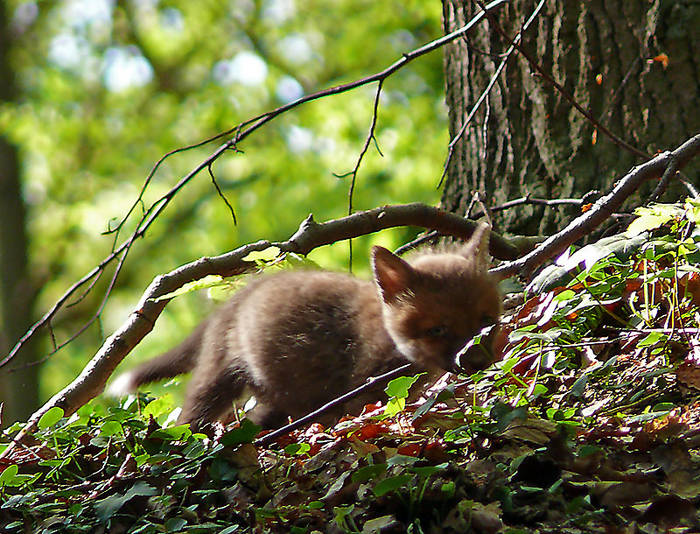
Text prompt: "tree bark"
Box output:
[[0, 0, 40, 426], [441, 0, 699, 235]]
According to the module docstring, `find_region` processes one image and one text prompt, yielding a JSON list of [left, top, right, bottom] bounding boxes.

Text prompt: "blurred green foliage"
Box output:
[[0, 1, 448, 406]]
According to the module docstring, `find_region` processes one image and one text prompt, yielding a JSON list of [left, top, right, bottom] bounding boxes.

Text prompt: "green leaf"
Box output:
[[490, 403, 528, 432], [568, 374, 588, 398], [284, 442, 311, 455], [323, 471, 352, 501], [627, 203, 683, 236], [383, 396, 405, 418], [362, 516, 399, 532], [637, 331, 667, 348], [387, 454, 420, 466], [208, 279, 246, 302], [441, 481, 456, 498], [152, 275, 225, 302], [242, 246, 281, 262], [220, 419, 261, 446], [411, 393, 439, 421], [94, 482, 157, 523], [99, 420, 124, 437], [165, 517, 188, 532], [351, 463, 387, 483], [208, 457, 238, 483], [143, 394, 175, 419], [278, 252, 319, 269], [385, 373, 424, 398], [38, 407, 64, 429], [0, 465, 19, 487], [685, 198, 700, 223], [333, 504, 354, 525], [373, 474, 413, 497], [149, 425, 192, 441], [410, 463, 448, 478], [554, 289, 576, 301]]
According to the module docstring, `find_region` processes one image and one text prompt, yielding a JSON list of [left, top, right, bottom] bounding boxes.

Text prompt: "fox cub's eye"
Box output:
[[425, 325, 448, 338]]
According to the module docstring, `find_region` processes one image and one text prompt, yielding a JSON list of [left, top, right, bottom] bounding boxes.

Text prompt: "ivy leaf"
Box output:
[[93, 482, 157, 523], [38, 407, 64, 429], [220, 419, 261, 447]]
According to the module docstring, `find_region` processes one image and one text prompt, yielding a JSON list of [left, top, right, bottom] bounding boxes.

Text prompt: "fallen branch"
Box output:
[[0, 203, 520, 458]]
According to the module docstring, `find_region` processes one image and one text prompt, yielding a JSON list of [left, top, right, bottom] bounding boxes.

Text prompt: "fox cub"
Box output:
[[110, 225, 502, 431]]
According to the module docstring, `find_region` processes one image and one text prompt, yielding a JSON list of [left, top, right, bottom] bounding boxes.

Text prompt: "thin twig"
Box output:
[[337, 79, 385, 270], [647, 153, 678, 204], [255, 363, 412, 446], [492, 134, 700, 279], [208, 163, 237, 225]]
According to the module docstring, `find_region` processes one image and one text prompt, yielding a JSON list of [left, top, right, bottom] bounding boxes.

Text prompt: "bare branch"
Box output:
[[492, 134, 700, 279]]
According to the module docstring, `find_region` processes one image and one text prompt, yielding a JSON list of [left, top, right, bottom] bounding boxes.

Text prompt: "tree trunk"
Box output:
[[441, 0, 699, 236], [0, 0, 39, 426]]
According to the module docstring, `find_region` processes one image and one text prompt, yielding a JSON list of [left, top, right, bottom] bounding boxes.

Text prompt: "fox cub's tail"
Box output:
[[107, 320, 207, 396]]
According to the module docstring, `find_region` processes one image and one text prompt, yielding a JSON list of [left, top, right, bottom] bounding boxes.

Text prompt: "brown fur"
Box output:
[[110, 226, 501, 431]]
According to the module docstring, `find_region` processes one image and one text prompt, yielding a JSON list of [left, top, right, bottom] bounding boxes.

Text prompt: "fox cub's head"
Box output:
[[372, 224, 501, 374]]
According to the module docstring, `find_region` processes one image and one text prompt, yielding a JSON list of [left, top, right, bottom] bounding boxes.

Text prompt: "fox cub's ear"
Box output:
[[461, 223, 491, 271], [371, 246, 415, 302]]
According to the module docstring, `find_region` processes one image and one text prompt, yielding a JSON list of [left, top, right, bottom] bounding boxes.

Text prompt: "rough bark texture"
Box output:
[[441, 0, 699, 235], [0, 0, 39, 426]]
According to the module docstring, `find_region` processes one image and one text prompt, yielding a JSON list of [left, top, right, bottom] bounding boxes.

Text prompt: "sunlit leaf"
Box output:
[[242, 247, 281, 262], [220, 419, 261, 446], [142, 394, 176, 419], [385, 374, 423, 398], [152, 275, 226, 302], [38, 407, 65, 429]]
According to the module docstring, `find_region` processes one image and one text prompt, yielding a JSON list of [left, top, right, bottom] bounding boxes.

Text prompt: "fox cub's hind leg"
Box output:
[[179, 366, 248, 432]]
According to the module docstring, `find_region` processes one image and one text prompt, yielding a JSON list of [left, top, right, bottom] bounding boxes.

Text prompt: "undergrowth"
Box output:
[[2, 200, 700, 533]]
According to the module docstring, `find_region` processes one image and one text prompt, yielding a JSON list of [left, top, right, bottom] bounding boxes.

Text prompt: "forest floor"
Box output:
[[1, 202, 700, 533]]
